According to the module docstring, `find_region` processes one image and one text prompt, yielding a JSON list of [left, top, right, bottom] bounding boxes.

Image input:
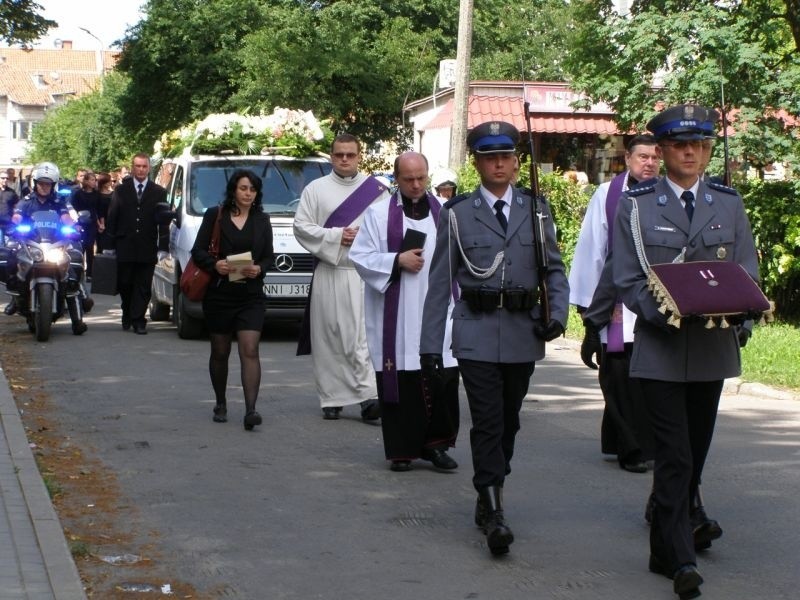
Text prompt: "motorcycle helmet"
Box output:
[[31, 162, 60, 185]]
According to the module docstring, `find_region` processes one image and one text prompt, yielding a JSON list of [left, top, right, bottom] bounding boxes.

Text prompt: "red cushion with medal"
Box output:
[[648, 261, 771, 318]]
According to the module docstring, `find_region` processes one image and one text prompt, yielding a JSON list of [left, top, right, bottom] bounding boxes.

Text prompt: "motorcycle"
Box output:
[[1, 209, 90, 341]]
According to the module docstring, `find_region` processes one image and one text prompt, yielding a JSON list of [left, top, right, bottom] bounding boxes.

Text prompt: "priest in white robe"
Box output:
[[293, 134, 389, 420], [351, 152, 459, 472]]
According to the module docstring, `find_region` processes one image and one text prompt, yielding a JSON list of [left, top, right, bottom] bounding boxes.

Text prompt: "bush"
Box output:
[[738, 179, 800, 322]]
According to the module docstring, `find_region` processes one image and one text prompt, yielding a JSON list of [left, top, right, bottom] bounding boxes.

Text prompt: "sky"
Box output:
[[31, 0, 146, 50]]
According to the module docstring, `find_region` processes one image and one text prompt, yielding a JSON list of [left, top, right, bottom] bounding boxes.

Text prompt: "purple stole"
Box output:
[[296, 175, 388, 356], [604, 171, 627, 352], [381, 192, 441, 404]]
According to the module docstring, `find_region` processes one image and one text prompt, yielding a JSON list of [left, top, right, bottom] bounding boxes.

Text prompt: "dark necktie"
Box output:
[[493, 199, 508, 232], [137, 183, 144, 202], [681, 190, 694, 222]]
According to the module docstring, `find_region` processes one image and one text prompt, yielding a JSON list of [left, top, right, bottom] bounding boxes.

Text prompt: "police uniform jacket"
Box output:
[[420, 186, 569, 364], [612, 177, 759, 382], [106, 178, 168, 264]]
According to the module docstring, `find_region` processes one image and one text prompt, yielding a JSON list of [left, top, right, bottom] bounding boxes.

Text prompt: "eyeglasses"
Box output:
[[332, 152, 358, 160]]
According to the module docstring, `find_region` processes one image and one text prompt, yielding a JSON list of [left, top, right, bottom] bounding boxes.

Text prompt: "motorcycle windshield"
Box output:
[[30, 211, 61, 242]]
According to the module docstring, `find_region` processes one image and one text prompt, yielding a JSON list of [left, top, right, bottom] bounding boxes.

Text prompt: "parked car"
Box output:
[[150, 153, 331, 338]]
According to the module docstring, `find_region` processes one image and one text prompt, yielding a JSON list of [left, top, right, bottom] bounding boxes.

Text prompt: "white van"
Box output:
[[150, 152, 331, 338]]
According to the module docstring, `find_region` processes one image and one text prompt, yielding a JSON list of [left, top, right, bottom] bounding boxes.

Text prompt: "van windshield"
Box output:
[[187, 158, 331, 216]]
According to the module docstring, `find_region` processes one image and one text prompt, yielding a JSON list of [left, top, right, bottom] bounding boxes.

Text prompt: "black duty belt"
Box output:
[[461, 287, 539, 312]]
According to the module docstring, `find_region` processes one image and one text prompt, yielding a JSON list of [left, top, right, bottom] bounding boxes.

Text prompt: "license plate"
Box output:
[[264, 283, 310, 297]]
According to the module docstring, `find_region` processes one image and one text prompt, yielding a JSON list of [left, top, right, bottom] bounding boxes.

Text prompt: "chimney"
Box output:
[[62, 40, 73, 50]]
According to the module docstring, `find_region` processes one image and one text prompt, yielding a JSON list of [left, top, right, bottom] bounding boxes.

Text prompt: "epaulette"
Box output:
[[443, 192, 470, 209], [626, 181, 656, 197], [629, 177, 657, 191], [706, 181, 738, 196]]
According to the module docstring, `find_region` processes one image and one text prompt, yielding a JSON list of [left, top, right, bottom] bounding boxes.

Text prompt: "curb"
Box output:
[[0, 366, 87, 600]]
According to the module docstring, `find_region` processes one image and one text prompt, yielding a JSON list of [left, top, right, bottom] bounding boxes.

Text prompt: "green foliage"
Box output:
[[742, 321, 800, 390], [738, 178, 800, 321], [0, 0, 55, 45], [565, 0, 800, 171], [27, 72, 142, 173]]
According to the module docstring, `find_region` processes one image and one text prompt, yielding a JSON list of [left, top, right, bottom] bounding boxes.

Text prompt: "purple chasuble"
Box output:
[[604, 171, 627, 352], [381, 192, 441, 404]]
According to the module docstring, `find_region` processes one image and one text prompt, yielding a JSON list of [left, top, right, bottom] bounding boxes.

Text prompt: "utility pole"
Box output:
[[448, 0, 473, 170]]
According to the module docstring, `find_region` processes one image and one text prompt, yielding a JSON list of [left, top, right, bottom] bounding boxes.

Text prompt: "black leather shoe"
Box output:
[[122, 316, 131, 331], [390, 460, 411, 472], [673, 565, 703, 599], [478, 486, 514, 555], [81, 296, 94, 313], [72, 321, 88, 335], [421, 448, 458, 470], [621, 460, 648, 473], [475, 495, 488, 528], [4, 299, 17, 315], [360, 399, 381, 421], [322, 407, 342, 420], [133, 324, 147, 335], [212, 404, 227, 423], [691, 506, 722, 551], [244, 411, 262, 431]]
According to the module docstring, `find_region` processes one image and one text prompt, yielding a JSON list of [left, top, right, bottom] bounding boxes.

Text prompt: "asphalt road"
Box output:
[[3, 293, 799, 600]]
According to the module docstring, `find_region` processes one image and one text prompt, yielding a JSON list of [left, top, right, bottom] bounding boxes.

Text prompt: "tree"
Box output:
[[564, 0, 800, 172], [115, 0, 266, 145], [0, 0, 55, 45], [27, 72, 142, 173]]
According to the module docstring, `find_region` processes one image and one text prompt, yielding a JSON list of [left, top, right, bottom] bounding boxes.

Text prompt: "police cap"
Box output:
[[466, 121, 520, 154], [646, 104, 715, 141]]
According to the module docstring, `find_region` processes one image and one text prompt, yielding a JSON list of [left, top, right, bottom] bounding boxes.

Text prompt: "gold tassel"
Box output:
[[658, 303, 668, 314], [705, 317, 716, 329], [719, 316, 729, 328]]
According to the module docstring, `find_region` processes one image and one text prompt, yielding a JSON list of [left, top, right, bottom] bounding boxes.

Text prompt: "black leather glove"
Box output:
[[534, 319, 565, 342], [737, 325, 752, 348], [580, 322, 602, 369], [419, 353, 444, 380]]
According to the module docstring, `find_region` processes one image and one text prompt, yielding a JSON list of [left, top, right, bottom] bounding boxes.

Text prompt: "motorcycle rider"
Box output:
[[5, 162, 92, 334]]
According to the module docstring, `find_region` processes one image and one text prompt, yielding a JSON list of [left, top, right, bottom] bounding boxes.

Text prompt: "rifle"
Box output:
[[522, 98, 551, 323], [720, 81, 732, 187]]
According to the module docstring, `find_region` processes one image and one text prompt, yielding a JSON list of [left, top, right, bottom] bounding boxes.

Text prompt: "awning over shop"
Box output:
[[418, 96, 620, 135]]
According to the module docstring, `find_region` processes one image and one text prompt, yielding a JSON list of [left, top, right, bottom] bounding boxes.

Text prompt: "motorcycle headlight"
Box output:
[[44, 248, 68, 264], [29, 247, 44, 262]]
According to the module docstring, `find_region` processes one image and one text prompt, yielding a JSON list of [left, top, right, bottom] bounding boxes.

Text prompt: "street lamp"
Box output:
[[78, 27, 104, 75]]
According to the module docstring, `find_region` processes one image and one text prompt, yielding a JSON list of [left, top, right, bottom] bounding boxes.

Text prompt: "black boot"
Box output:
[[478, 486, 514, 556], [690, 486, 722, 550], [4, 296, 17, 315]]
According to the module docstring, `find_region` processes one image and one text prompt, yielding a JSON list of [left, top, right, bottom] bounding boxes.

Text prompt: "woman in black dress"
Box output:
[[191, 170, 274, 431]]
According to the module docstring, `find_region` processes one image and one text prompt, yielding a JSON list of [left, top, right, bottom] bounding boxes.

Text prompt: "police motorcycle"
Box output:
[[0, 163, 91, 341]]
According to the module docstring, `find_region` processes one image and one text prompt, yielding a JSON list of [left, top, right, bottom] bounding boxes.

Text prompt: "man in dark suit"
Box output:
[[612, 104, 761, 600], [106, 153, 168, 334], [420, 121, 569, 556]]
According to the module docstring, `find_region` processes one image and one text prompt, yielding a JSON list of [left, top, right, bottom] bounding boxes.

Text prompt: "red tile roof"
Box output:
[[0, 47, 119, 106], [419, 96, 620, 135]]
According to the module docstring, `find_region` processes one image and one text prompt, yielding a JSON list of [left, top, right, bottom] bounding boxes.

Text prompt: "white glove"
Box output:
[[157, 251, 169, 261]]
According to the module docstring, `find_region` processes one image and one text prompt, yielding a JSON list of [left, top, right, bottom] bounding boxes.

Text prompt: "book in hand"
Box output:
[[400, 228, 427, 252], [226, 251, 253, 281]]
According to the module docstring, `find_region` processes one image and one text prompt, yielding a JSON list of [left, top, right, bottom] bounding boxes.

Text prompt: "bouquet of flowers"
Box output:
[[153, 108, 332, 158]]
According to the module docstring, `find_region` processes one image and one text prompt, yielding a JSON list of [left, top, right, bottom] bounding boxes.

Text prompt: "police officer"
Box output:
[[420, 121, 569, 556], [7, 162, 91, 333], [612, 105, 760, 600]]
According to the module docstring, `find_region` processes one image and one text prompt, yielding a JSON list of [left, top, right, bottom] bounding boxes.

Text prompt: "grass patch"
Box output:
[[68, 539, 92, 559], [41, 473, 62, 499], [742, 321, 800, 391], [563, 307, 799, 392]]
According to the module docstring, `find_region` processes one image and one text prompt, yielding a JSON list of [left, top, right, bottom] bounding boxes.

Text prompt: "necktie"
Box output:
[[681, 190, 694, 222], [493, 199, 508, 232], [137, 183, 144, 201]]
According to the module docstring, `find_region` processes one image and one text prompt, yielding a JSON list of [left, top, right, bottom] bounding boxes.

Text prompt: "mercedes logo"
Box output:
[[274, 254, 294, 272]]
